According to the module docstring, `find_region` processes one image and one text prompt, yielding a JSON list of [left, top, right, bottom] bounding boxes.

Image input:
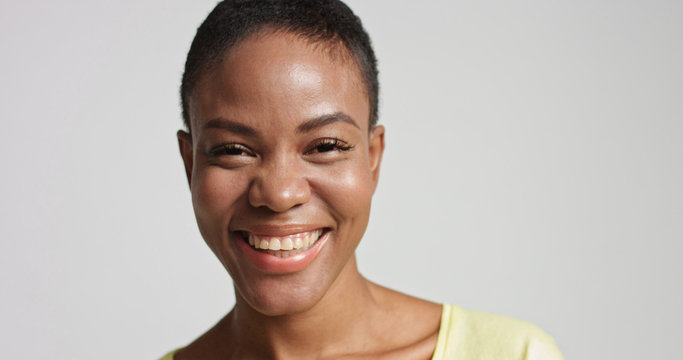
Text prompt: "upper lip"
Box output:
[[233, 224, 328, 237]]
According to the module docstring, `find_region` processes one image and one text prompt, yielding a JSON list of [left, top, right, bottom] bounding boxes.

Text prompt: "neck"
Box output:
[[227, 256, 380, 358]]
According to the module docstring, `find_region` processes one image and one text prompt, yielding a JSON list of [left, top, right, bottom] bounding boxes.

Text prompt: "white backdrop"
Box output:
[[1, 1, 681, 359]]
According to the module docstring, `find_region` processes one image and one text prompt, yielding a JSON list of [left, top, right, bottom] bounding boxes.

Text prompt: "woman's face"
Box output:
[[179, 31, 384, 315]]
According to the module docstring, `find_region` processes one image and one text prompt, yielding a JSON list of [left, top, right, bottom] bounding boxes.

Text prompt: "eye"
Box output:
[[207, 143, 255, 157], [306, 138, 353, 154]]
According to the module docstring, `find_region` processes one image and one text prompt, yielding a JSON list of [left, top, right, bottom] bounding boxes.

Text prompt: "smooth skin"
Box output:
[[177, 30, 442, 359]]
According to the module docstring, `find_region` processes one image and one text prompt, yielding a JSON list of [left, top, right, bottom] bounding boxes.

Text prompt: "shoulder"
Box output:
[[434, 304, 564, 360], [158, 312, 232, 360]]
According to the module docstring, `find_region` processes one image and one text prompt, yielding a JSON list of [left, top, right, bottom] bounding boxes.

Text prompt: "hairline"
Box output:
[[182, 25, 376, 134]]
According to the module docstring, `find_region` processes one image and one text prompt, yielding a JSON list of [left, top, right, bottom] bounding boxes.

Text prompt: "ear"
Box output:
[[368, 125, 385, 192], [177, 130, 194, 186]]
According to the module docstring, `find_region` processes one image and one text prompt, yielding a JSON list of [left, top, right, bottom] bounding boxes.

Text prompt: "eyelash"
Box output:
[[208, 143, 253, 157], [307, 138, 353, 154], [207, 138, 353, 157]]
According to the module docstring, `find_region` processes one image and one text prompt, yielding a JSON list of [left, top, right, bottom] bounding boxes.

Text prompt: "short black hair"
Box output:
[[181, 0, 379, 131]]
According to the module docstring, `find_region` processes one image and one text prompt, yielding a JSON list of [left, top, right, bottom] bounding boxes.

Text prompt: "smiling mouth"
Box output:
[[238, 229, 325, 258]]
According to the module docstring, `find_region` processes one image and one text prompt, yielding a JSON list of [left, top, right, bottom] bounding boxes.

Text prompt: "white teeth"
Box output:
[[281, 238, 293, 250], [269, 238, 281, 250], [246, 229, 323, 252]]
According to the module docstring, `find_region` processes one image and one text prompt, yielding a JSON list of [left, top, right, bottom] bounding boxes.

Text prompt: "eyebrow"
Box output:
[[202, 112, 360, 136], [203, 117, 258, 137], [296, 112, 360, 133]]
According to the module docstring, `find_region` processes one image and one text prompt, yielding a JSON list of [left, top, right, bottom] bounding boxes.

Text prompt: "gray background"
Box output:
[[1, 0, 681, 359]]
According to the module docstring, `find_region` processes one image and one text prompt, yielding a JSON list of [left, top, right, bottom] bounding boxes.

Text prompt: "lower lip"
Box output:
[[236, 231, 329, 274]]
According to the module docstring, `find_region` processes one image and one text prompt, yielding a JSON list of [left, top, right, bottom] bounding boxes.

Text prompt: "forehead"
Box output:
[[189, 31, 369, 133]]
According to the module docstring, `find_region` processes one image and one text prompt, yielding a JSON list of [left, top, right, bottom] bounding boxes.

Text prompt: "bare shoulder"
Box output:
[[369, 281, 442, 320], [367, 282, 443, 359], [173, 313, 232, 360]]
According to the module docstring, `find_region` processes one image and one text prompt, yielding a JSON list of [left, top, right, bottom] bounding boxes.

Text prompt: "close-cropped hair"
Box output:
[[181, 0, 380, 132]]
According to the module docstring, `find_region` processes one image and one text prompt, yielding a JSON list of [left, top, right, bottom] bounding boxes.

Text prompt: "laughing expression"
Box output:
[[179, 31, 384, 315]]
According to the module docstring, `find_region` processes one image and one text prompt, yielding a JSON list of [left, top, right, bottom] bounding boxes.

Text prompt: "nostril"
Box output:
[[247, 171, 312, 212]]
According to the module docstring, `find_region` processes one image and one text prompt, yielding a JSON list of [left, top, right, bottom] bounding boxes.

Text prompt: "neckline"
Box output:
[[165, 304, 454, 360]]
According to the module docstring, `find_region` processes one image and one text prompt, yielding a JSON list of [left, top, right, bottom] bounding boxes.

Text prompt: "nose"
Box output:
[[248, 156, 311, 212]]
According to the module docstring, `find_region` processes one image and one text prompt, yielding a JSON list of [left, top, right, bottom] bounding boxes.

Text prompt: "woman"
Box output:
[[162, 1, 563, 359]]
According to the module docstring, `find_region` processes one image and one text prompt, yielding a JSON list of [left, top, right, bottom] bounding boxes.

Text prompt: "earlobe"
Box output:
[[177, 130, 194, 186], [368, 125, 385, 190]]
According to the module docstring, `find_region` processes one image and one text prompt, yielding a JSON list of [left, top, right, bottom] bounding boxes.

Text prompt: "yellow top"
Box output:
[[160, 304, 563, 360], [431, 304, 564, 360]]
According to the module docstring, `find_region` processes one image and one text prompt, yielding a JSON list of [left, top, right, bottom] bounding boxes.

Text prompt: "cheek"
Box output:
[[192, 168, 247, 234], [311, 161, 374, 226]]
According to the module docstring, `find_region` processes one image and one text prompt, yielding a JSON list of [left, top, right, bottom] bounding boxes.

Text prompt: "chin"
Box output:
[[235, 272, 332, 316]]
